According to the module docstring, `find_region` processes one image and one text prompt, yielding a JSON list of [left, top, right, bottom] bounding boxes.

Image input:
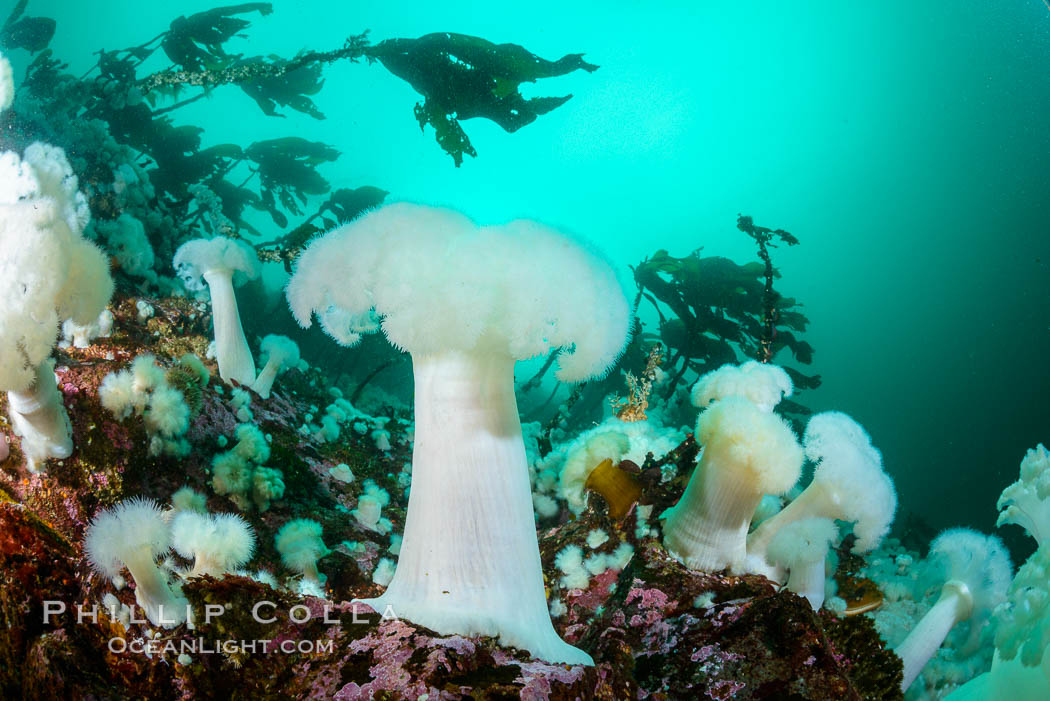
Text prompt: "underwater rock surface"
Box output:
[[0, 292, 902, 699]]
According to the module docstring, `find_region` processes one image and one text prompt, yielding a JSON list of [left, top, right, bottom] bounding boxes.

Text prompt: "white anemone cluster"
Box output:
[[944, 445, 1050, 699], [211, 423, 285, 512], [99, 355, 194, 457], [86, 497, 256, 628], [1, 142, 113, 470]]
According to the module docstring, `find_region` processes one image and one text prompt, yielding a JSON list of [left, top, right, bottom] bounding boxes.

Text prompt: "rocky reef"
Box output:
[[0, 289, 902, 700]]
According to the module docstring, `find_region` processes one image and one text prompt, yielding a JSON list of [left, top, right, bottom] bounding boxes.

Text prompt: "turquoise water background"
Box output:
[[14, 0, 1050, 550]]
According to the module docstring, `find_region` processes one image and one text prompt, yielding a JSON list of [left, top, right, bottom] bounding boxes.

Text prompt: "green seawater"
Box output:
[[11, 0, 1050, 556], [5, 1, 1050, 697]]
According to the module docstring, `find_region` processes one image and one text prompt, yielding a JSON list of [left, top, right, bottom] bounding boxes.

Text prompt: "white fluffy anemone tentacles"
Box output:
[[0, 143, 114, 472], [896, 528, 1012, 692], [275, 518, 329, 586], [62, 309, 114, 349], [746, 411, 896, 575], [558, 428, 630, 515], [249, 334, 300, 399], [766, 517, 839, 610], [690, 360, 793, 413], [0, 49, 13, 113], [944, 446, 1050, 699], [84, 498, 189, 628], [171, 511, 255, 578], [173, 236, 259, 386], [171, 486, 208, 513], [996, 443, 1050, 546], [285, 203, 631, 666], [662, 396, 802, 573]]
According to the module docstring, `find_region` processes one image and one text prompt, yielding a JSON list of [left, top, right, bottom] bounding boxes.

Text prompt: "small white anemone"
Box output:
[[61, 308, 113, 348], [690, 360, 793, 413], [84, 498, 189, 628], [351, 480, 392, 534], [558, 429, 630, 515], [171, 511, 255, 578], [275, 518, 329, 586], [252, 466, 285, 511], [171, 486, 208, 513], [895, 528, 1012, 692], [211, 423, 281, 512], [173, 236, 259, 385], [145, 385, 190, 438], [99, 355, 192, 458], [373, 558, 396, 587], [250, 334, 300, 399]]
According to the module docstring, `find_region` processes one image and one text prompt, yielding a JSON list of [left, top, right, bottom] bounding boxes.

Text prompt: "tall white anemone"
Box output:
[[285, 202, 631, 665], [0, 143, 113, 471], [896, 528, 1011, 692], [173, 236, 259, 386]]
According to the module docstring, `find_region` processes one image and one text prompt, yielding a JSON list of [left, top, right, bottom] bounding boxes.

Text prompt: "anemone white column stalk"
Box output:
[[894, 528, 1011, 693], [358, 349, 592, 664], [786, 559, 828, 610], [7, 360, 73, 472], [664, 443, 768, 571], [0, 50, 13, 113], [1, 142, 113, 473], [174, 236, 259, 386], [250, 352, 283, 399], [897, 580, 974, 691], [748, 481, 844, 555], [204, 267, 255, 385], [123, 546, 189, 627], [765, 517, 838, 608], [287, 202, 631, 665], [249, 334, 300, 399], [747, 411, 896, 569], [662, 396, 802, 573]]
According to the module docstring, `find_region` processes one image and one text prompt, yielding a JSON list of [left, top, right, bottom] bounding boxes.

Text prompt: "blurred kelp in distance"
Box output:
[[1, 0, 54, 53], [368, 32, 600, 166], [0, 0, 597, 405], [1, 1, 598, 268], [518, 217, 819, 432], [257, 186, 390, 272], [735, 214, 801, 364], [244, 137, 340, 228], [634, 215, 820, 411]]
